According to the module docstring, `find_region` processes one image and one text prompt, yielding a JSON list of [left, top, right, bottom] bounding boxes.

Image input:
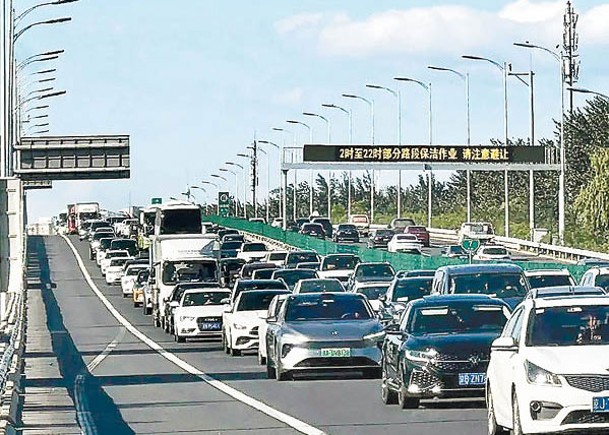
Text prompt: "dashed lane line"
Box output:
[[60, 235, 326, 435]]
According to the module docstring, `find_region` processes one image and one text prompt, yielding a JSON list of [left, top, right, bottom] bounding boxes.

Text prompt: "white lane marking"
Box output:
[[61, 235, 326, 435], [87, 327, 126, 372]]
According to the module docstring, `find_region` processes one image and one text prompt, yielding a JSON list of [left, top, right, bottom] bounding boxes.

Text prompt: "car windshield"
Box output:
[[322, 255, 359, 271], [410, 304, 508, 334], [160, 208, 202, 234], [287, 252, 319, 265], [110, 258, 128, 267], [136, 271, 149, 283], [273, 270, 317, 287], [238, 280, 286, 292], [528, 305, 609, 346], [482, 247, 508, 256], [99, 239, 112, 249], [299, 280, 344, 293], [162, 261, 217, 285], [356, 264, 394, 279], [126, 267, 146, 276], [528, 275, 573, 289], [375, 230, 394, 237], [392, 278, 432, 302], [107, 251, 129, 259], [181, 291, 228, 306], [237, 291, 287, 311], [338, 225, 357, 231], [285, 295, 372, 321], [221, 241, 242, 250], [243, 243, 267, 252], [252, 269, 276, 279], [450, 272, 527, 297], [93, 232, 114, 241], [356, 285, 389, 300], [303, 224, 323, 232], [111, 240, 136, 251]]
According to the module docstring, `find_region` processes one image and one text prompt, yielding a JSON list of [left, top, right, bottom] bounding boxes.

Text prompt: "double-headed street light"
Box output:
[[14, 17, 72, 41], [322, 103, 354, 218], [15, 0, 78, 26], [287, 120, 314, 216], [225, 161, 245, 218], [428, 65, 473, 222], [342, 93, 376, 222], [259, 140, 283, 225], [303, 112, 333, 220], [236, 153, 251, 219], [394, 76, 433, 228], [366, 84, 403, 218]]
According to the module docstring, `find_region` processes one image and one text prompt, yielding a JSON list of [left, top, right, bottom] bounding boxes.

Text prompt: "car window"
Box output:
[[449, 273, 527, 297], [527, 305, 609, 346], [595, 274, 609, 292], [321, 255, 359, 271]]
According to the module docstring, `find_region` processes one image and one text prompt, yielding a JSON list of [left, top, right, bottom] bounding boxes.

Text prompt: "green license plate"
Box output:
[[320, 348, 351, 358]]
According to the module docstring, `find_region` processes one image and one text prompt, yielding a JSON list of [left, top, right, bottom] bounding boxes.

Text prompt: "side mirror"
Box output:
[[169, 301, 179, 308], [384, 323, 401, 334], [378, 294, 387, 304], [220, 298, 230, 305], [266, 316, 278, 323], [491, 336, 518, 352]]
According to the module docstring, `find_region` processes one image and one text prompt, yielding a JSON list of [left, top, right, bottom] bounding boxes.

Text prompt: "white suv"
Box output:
[[487, 296, 609, 435]]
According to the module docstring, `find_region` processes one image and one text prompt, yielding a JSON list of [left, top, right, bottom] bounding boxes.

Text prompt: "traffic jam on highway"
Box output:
[[59, 200, 609, 435]]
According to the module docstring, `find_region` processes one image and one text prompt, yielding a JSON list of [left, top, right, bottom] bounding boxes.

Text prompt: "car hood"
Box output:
[[283, 319, 381, 341], [175, 305, 225, 318], [526, 346, 609, 375], [406, 330, 501, 355]]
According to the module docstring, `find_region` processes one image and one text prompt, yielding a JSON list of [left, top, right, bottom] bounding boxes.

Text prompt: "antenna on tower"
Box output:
[[563, 0, 580, 112]]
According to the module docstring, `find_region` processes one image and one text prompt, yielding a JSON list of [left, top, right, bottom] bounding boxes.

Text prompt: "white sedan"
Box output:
[[172, 288, 230, 343], [487, 296, 609, 435], [223, 289, 290, 357], [100, 250, 130, 275], [257, 294, 290, 365], [121, 264, 148, 297], [473, 245, 510, 261], [387, 234, 422, 253], [105, 257, 132, 285], [237, 242, 269, 263]]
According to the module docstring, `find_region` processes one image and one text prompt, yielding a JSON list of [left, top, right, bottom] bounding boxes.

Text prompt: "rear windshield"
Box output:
[[268, 252, 287, 261], [356, 285, 389, 300], [322, 255, 359, 271], [299, 280, 345, 293], [110, 258, 129, 267], [287, 252, 319, 265], [449, 272, 527, 297], [338, 225, 357, 231], [126, 266, 147, 276], [528, 275, 573, 289], [111, 240, 136, 251], [237, 291, 287, 311], [392, 278, 433, 302], [273, 270, 318, 287], [356, 264, 395, 279], [243, 243, 267, 252], [221, 242, 242, 250]]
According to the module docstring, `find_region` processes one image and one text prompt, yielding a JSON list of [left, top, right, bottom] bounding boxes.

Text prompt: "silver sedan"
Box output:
[[264, 292, 384, 381]]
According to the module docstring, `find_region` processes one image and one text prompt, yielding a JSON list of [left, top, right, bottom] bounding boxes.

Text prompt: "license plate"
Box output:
[[320, 348, 351, 358], [458, 373, 486, 386], [592, 397, 609, 413], [198, 322, 221, 331]]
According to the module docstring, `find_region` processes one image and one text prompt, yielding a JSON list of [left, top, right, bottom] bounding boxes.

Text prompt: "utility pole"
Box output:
[[251, 139, 258, 218], [563, 0, 579, 114]]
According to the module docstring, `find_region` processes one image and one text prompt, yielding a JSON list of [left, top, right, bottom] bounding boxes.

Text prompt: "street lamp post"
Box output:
[[514, 42, 567, 245], [366, 84, 403, 218], [201, 181, 219, 213], [287, 120, 313, 216], [259, 140, 282, 224], [394, 77, 433, 228], [342, 93, 375, 222], [225, 161, 244, 217], [462, 55, 512, 236], [303, 112, 333, 220], [322, 103, 354, 218], [236, 153, 250, 219], [255, 147, 271, 224], [272, 127, 297, 223], [428, 65, 472, 222]]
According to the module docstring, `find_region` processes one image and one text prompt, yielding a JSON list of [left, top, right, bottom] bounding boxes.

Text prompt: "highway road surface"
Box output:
[[22, 235, 488, 434]]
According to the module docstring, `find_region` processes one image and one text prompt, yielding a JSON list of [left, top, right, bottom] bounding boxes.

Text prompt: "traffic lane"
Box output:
[[71, 237, 488, 435], [58, 236, 302, 434]]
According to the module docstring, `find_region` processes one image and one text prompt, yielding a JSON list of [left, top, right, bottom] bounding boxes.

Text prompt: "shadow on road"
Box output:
[[26, 236, 135, 435]]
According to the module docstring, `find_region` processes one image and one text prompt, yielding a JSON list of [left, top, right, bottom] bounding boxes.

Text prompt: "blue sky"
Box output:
[[21, 0, 609, 220]]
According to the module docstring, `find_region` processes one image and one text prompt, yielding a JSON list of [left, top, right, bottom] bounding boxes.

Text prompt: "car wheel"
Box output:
[[380, 365, 398, 405], [266, 357, 276, 379], [175, 332, 186, 343], [512, 391, 525, 435], [397, 367, 419, 409], [163, 318, 170, 333], [153, 316, 160, 328], [230, 347, 241, 357], [257, 350, 266, 366], [487, 386, 509, 435], [222, 332, 230, 354], [144, 305, 152, 315]]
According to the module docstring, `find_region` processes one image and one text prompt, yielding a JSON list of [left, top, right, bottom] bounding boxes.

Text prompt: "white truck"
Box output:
[[149, 234, 220, 328], [75, 202, 100, 229]]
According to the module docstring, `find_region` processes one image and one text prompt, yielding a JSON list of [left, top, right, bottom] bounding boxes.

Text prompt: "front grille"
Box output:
[[433, 352, 489, 373], [565, 375, 609, 393], [294, 357, 376, 368], [562, 410, 609, 425]]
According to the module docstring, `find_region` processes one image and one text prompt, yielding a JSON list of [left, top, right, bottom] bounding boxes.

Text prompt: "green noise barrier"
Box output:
[[204, 216, 589, 280]]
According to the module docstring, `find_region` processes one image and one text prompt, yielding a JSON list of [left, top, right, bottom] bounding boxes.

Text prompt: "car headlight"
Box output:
[[363, 331, 386, 342], [233, 323, 247, 330], [525, 361, 562, 386], [179, 316, 196, 322], [405, 348, 438, 363]]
